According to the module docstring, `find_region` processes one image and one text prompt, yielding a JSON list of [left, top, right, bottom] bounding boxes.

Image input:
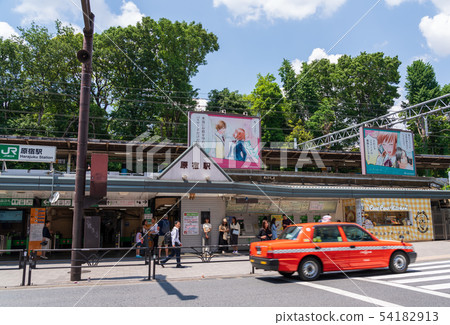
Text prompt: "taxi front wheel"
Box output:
[[389, 251, 408, 274], [298, 257, 322, 281]]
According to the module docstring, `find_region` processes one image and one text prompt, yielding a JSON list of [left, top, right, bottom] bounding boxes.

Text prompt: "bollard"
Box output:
[[21, 250, 27, 286], [147, 253, 152, 281], [27, 251, 33, 286], [152, 254, 156, 280]]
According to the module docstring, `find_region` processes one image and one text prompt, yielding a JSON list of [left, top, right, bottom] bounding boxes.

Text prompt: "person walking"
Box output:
[[160, 221, 184, 268], [257, 219, 272, 241], [41, 220, 52, 259], [270, 217, 278, 240], [142, 219, 150, 254], [230, 217, 240, 254], [218, 218, 229, 254], [149, 217, 159, 256], [135, 227, 144, 258], [202, 217, 212, 255], [157, 215, 170, 259]]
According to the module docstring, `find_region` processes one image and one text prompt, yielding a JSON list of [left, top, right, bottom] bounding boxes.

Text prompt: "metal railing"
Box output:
[[0, 244, 254, 286]]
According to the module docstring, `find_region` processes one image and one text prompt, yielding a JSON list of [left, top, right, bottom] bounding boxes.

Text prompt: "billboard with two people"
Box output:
[[188, 112, 261, 169], [360, 127, 416, 176]]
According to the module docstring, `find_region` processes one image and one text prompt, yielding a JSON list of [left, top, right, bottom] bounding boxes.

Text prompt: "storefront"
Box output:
[[343, 198, 434, 241]]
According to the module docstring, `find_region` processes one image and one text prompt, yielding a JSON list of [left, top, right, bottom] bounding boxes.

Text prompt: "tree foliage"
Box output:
[[0, 18, 219, 142]]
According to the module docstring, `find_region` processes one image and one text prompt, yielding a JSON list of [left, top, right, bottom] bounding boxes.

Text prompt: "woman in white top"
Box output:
[[230, 217, 240, 254]]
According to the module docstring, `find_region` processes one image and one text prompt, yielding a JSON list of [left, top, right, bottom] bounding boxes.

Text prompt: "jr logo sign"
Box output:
[[0, 145, 19, 160]]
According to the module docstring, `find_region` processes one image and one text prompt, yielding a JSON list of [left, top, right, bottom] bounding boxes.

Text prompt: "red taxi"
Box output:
[[250, 222, 417, 281]]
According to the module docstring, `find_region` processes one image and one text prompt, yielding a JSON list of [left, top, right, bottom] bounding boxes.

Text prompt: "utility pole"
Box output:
[[71, 0, 94, 281]]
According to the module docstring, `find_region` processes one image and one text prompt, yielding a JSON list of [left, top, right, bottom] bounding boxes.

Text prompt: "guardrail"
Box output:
[[0, 244, 254, 286]]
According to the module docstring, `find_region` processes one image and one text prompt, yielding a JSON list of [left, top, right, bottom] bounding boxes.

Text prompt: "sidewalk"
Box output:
[[1, 240, 449, 288]]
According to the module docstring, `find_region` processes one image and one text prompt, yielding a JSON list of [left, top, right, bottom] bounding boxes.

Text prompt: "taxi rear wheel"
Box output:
[[298, 257, 321, 281], [389, 251, 408, 274], [279, 271, 294, 278]]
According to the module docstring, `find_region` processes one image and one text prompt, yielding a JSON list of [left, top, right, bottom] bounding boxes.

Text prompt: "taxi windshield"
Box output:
[[278, 226, 302, 240]]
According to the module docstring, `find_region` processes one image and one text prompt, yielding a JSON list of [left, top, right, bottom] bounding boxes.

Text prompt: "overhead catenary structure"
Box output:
[[299, 93, 450, 150]]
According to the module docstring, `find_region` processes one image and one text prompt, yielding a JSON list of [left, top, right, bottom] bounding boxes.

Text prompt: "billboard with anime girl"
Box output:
[[360, 127, 416, 176], [188, 112, 261, 169]]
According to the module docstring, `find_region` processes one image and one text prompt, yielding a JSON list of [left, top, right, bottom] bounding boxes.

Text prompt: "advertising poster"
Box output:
[[182, 212, 199, 235], [360, 127, 416, 176], [188, 112, 261, 169], [28, 208, 46, 255]]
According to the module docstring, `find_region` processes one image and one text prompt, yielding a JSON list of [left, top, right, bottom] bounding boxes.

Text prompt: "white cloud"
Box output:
[[290, 48, 342, 75], [13, 0, 143, 30], [384, 0, 410, 7], [307, 48, 342, 64], [213, 0, 347, 23], [0, 22, 18, 39], [419, 13, 450, 56], [291, 58, 303, 74]]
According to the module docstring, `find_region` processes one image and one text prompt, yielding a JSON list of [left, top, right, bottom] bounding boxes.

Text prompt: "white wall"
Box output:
[[180, 196, 225, 249]]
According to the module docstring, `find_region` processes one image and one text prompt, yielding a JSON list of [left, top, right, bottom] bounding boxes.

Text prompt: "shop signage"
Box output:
[[42, 199, 73, 207], [99, 199, 149, 207], [182, 212, 199, 235], [366, 204, 409, 211], [144, 207, 152, 220], [0, 198, 34, 207], [0, 144, 56, 163]]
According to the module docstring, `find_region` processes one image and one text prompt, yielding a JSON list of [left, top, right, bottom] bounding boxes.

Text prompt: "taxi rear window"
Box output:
[[279, 226, 302, 240]]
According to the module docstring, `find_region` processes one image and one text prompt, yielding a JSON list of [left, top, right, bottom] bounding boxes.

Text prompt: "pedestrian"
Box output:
[[157, 215, 170, 259], [41, 220, 52, 259], [135, 227, 143, 258], [282, 214, 293, 230], [230, 217, 240, 254], [202, 217, 212, 255], [149, 217, 159, 256], [257, 219, 272, 241], [218, 218, 229, 254], [270, 217, 278, 240], [142, 219, 150, 255], [160, 221, 185, 268]]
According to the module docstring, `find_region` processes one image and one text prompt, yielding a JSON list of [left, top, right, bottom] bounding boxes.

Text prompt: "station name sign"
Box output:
[[0, 144, 56, 163]]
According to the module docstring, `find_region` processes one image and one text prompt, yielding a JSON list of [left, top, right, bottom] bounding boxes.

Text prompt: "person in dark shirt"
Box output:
[[257, 220, 272, 241], [282, 215, 293, 230], [42, 221, 52, 259]]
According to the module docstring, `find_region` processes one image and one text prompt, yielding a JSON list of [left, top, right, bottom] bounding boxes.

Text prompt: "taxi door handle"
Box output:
[[315, 246, 321, 250], [349, 245, 356, 248]]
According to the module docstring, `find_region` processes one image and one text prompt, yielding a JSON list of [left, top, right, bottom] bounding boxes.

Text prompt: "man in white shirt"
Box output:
[[160, 221, 185, 268]]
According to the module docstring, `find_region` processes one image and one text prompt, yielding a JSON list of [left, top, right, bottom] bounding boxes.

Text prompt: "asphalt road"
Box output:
[[1, 260, 450, 307]]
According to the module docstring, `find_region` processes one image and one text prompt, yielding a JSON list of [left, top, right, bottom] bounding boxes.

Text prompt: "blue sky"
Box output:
[[1, 0, 450, 103]]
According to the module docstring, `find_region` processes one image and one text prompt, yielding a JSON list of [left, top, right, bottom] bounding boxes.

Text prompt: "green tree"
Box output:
[[206, 88, 250, 114], [404, 60, 448, 157], [249, 73, 288, 143]]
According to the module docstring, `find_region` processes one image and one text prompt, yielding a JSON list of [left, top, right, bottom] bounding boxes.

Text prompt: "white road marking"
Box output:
[[293, 281, 401, 307], [412, 261, 450, 267], [419, 283, 450, 291], [393, 274, 450, 284], [369, 269, 450, 280], [409, 264, 450, 271], [357, 278, 450, 299]]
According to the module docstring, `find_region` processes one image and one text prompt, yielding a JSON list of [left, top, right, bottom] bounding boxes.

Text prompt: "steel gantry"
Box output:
[[299, 93, 450, 150]]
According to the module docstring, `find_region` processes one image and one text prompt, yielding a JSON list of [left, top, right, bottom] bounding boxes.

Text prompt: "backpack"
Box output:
[[164, 231, 172, 246]]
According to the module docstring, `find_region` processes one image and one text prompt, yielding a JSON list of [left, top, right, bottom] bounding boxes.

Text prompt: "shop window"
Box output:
[[341, 225, 374, 242], [367, 211, 411, 226], [312, 226, 342, 242]]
